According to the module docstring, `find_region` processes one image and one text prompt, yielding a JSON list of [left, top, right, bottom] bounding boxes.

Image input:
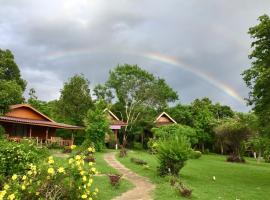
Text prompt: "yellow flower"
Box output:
[[47, 168, 55, 175], [57, 167, 65, 173], [87, 147, 93, 152], [91, 167, 96, 173], [27, 171, 33, 176], [89, 197, 93, 200], [80, 170, 85, 176], [21, 185, 26, 190], [70, 145, 76, 150], [88, 162, 93, 166], [48, 156, 53, 160], [75, 155, 81, 160], [11, 174, 17, 180], [8, 194, 15, 200], [4, 184, 9, 190], [81, 194, 87, 199], [0, 190, 7, 199], [95, 188, 99, 193], [35, 192, 40, 196], [22, 175, 27, 180], [82, 176, 87, 182], [68, 158, 74, 164]]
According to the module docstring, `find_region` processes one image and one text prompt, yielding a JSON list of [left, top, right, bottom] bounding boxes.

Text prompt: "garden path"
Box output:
[[104, 152, 155, 200]]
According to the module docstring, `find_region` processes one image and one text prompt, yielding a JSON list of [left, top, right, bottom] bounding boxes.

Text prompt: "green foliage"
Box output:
[[242, 14, 270, 135], [0, 80, 24, 114], [84, 102, 111, 151], [214, 116, 253, 159], [55, 74, 93, 126], [0, 49, 26, 91], [102, 64, 178, 139], [0, 148, 98, 200], [190, 150, 202, 159], [152, 124, 198, 146], [156, 135, 191, 176], [0, 139, 48, 184]]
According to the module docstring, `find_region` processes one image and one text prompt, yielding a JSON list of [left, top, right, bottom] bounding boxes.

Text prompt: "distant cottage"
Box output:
[[105, 109, 127, 144], [0, 104, 82, 146], [154, 111, 177, 127]]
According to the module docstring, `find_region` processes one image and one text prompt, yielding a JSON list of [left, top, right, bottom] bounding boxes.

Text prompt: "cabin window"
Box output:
[[11, 124, 28, 137]]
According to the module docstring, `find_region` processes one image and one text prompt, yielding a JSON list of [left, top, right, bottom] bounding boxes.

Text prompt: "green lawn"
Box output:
[[49, 149, 134, 200], [117, 150, 270, 200]]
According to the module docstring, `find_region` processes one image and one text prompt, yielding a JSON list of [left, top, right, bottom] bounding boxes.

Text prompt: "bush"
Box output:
[[152, 124, 198, 146], [156, 135, 191, 176], [147, 138, 158, 154], [0, 146, 99, 200], [130, 158, 147, 165], [176, 183, 193, 198], [0, 139, 49, 184], [107, 174, 122, 187], [227, 155, 245, 163], [190, 150, 202, 159]]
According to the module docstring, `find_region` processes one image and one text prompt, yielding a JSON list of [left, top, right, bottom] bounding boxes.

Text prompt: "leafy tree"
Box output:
[[0, 80, 24, 114], [104, 64, 178, 145], [27, 88, 56, 118], [0, 49, 26, 91], [93, 84, 114, 103], [166, 104, 193, 126], [55, 74, 93, 126], [152, 124, 198, 146], [214, 117, 253, 161], [242, 14, 270, 134], [191, 98, 217, 152], [83, 102, 111, 151]]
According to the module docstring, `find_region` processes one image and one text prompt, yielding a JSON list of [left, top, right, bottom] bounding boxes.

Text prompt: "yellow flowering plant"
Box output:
[[0, 147, 98, 200]]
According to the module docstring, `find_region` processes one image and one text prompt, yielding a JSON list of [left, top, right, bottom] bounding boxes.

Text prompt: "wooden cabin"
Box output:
[[0, 104, 82, 146], [105, 109, 127, 145], [154, 112, 177, 127]]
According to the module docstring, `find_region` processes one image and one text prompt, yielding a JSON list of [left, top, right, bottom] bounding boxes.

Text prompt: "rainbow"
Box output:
[[45, 50, 245, 104], [143, 52, 245, 104]]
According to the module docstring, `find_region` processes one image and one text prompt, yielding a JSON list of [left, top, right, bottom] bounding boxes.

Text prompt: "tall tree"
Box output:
[[0, 79, 23, 115], [0, 49, 26, 91], [242, 14, 270, 134], [55, 74, 93, 126], [104, 64, 178, 144]]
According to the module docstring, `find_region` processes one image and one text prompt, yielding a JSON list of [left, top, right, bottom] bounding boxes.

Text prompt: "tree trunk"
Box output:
[[220, 143, 224, 155], [201, 143, 205, 153], [257, 149, 262, 164]]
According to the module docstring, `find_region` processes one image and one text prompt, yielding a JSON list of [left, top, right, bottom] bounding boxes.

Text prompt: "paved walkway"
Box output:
[[104, 152, 155, 200]]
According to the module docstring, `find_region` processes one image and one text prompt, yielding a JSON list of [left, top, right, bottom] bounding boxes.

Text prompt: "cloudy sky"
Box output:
[[1, 0, 270, 112]]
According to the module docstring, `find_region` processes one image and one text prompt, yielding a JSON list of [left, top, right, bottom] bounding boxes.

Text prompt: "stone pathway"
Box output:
[[104, 152, 155, 200]]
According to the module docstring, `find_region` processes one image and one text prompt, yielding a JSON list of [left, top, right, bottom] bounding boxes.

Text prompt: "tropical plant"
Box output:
[[156, 135, 191, 176], [84, 102, 111, 151], [0, 147, 98, 200]]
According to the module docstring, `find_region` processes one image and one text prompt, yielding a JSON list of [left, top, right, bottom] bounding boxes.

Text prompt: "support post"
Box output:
[[46, 127, 49, 144], [71, 131, 74, 145], [29, 126, 32, 138]]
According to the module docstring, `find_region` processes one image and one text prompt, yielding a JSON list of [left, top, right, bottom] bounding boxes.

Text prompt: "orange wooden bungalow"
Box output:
[[154, 111, 177, 127], [0, 104, 82, 146], [105, 109, 127, 145]]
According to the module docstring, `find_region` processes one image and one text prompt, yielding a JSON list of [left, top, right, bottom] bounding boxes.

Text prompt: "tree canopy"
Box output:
[[55, 74, 93, 126], [0, 49, 26, 91], [242, 14, 270, 135]]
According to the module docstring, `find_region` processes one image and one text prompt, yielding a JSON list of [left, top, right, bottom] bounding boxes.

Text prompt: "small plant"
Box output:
[[190, 150, 202, 159], [62, 146, 72, 153], [227, 155, 245, 163], [130, 158, 147, 165], [119, 146, 127, 158], [156, 135, 191, 176], [107, 174, 122, 187], [176, 183, 192, 198]]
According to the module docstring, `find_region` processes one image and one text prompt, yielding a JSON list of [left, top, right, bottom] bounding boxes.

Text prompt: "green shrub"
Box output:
[[147, 138, 158, 154], [0, 147, 99, 200], [152, 124, 198, 146], [156, 135, 191, 176], [0, 138, 48, 184], [190, 150, 202, 159]]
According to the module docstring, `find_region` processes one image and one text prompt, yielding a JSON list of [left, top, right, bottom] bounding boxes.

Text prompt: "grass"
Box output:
[[49, 148, 134, 200], [117, 150, 270, 200]]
